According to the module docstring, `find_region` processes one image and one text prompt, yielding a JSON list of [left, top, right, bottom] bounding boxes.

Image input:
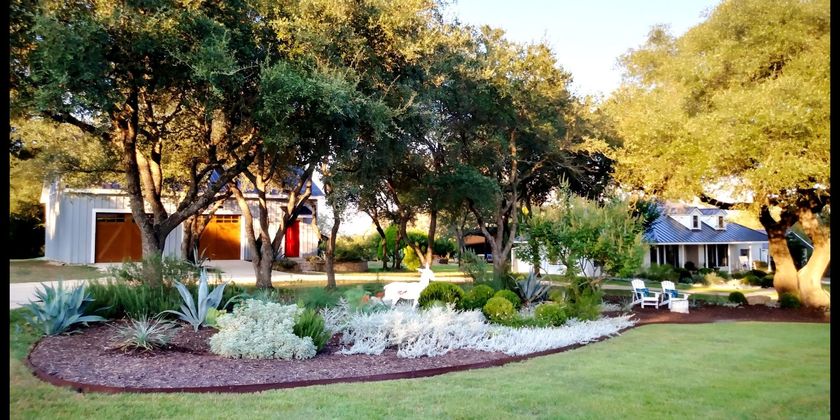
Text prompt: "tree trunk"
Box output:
[[796, 206, 830, 308], [759, 207, 799, 295], [139, 232, 165, 287], [325, 218, 340, 289]]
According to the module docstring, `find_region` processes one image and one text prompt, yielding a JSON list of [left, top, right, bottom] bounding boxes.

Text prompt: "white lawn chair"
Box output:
[[630, 279, 661, 309], [658, 280, 690, 313]]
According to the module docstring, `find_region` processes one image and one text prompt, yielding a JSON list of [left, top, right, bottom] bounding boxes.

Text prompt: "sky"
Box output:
[[332, 0, 722, 236], [443, 0, 721, 98]]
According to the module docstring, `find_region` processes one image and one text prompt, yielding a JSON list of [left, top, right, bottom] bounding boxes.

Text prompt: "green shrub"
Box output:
[[460, 249, 491, 284], [402, 246, 421, 271], [493, 289, 521, 310], [677, 268, 693, 283], [334, 237, 369, 263], [342, 286, 371, 311], [106, 255, 201, 287], [548, 289, 565, 302], [639, 263, 678, 282], [760, 274, 775, 289], [704, 272, 727, 285], [293, 308, 331, 352], [86, 279, 183, 319], [418, 282, 465, 308], [459, 285, 496, 310], [691, 274, 707, 285], [565, 289, 603, 321], [716, 270, 731, 280], [728, 292, 748, 305], [204, 308, 225, 328], [111, 314, 178, 352], [697, 267, 713, 275], [748, 269, 768, 278], [272, 258, 299, 272], [299, 287, 340, 309], [779, 292, 802, 309], [22, 281, 107, 336], [482, 296, 516, 323], [741, 273, 761, 286], [535, 302, 567, 327]]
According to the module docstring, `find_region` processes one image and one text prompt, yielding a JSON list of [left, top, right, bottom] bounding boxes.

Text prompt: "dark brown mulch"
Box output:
[[26, 303, 829, 392]]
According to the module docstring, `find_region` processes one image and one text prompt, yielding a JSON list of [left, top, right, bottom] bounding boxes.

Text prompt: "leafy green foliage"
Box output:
[[563, 277, 605, 321], [637, 264, 678, 282], [162, 270, 229, 332], [461, 249, 492, 284], [535, 303, 568, 327], [22, 281, 106, 335], [293, 308, 331, 352], [334, 237, 371, 263], [482, 296, 516, 324], [106, 256, 202, 288], [779, 293, 802, 309], [518, 184, 646, 279], [516, 273, 551, 307], [459, 285, 496, 310], [728, 292, 748, 306], [85, 279, 182, 319], [418, 282, 465, 309], [493, 289, 522, 310], [210, 299, 316, 360], [761, 275, 775, 289], [402, 246, 421, 271], [204, 308, 225, 329], [299, 287, 340, 309], [110, 315, 178, 353]]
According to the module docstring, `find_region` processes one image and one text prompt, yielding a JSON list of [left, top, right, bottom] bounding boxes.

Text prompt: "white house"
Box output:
[[643, 203, 769, 273], [39, 179, 323, 264]]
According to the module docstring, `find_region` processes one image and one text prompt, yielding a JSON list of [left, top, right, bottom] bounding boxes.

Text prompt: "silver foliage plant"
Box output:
[[162, 269, 228, 331], [334, 304, 636, 358], [209, 299, 316, 360], [23, 280, 107, 336]]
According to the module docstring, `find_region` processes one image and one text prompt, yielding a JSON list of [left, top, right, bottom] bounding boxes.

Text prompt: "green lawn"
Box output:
[[9, 259, 106, 283], [9, 309, 829, 419]]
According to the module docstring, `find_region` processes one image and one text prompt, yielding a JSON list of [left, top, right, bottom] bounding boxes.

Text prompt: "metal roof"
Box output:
[[644, 214, 767, 244]]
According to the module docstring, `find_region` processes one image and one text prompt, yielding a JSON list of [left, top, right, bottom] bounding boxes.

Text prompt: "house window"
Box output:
[[692, 215, 699, 229], [718, 216, 724, 229]]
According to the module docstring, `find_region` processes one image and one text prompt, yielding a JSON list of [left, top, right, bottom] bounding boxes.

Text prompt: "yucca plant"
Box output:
[[516, 272, 551, 307], [22, 280, 107, 336], [162, 269, 230, 331], [111, 314, 178, 352]]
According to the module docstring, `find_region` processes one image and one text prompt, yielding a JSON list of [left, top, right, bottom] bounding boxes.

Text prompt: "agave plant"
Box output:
[[111, 314, 178, 352], [516, 273, 551, 307], [162, 269, 229, 331], [23, 280, 107, 336]]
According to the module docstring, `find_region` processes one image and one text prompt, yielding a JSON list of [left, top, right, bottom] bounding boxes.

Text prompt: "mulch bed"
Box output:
[[26, 303, 829, 393]]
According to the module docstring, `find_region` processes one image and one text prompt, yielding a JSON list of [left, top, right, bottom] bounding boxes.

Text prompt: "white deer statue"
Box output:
[[382, 266, 434, 308]]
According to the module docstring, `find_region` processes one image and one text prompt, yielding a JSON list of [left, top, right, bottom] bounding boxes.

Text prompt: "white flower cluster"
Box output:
[[209, 299, 316, 360], [335, 304, 636, 358]]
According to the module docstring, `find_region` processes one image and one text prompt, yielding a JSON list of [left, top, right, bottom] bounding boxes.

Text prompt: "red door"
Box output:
[[284, 221, 300, 258]]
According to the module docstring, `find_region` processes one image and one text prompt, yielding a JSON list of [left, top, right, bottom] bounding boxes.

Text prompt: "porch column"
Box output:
[[726, 244, 731, 273], [678, 245, 685, 269]]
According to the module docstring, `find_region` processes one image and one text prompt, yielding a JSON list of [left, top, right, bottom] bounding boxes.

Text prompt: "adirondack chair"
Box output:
[[630, 279, 661, 309], [382, 267, 434, 308], [659, 280, 690, 312]]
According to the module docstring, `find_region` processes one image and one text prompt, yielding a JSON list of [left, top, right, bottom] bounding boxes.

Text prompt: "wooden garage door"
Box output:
[[95, 213, 142, 263], [198, 215, 241, 260]]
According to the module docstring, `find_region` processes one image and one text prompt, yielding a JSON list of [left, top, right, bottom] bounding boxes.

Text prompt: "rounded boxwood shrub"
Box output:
[[548, 289, 565, 303], [760, 274, 775, 289], [482, 296, 516, 323], [741, 273, 761, 286], [778, 292, 802, 309], [494, 289, 521, 310], [535, 302, 567, 327], [459, 284, 496, 310], [418, 282, 465, 308], [728, 291, 748, 305]]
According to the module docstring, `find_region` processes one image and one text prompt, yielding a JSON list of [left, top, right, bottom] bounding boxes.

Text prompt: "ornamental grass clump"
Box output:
[[209, 299, 316, 359], [111, 314, 178, 353]]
